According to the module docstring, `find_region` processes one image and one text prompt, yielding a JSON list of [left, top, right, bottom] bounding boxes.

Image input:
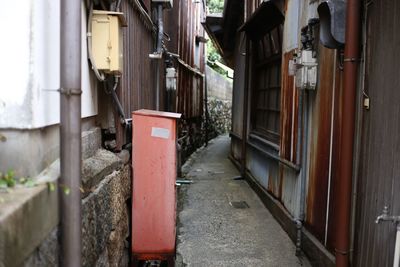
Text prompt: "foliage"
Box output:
[[0, 170, 38, 191], [0, 169, 68, 197], [0, 170, 16, 188], [206, 0, 227, 77], [207, 0, 224, 14], [207, 41, 221, 63], [207, 40, 226, 76]]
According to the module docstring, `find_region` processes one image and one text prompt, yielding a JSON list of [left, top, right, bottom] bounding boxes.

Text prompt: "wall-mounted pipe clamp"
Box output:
[[59, 88, 83, 96]]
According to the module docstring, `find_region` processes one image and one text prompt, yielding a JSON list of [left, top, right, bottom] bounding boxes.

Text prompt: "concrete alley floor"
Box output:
[[175, 135, 310, 267]]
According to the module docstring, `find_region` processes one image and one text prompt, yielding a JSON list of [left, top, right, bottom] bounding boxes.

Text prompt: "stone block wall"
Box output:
[[205, 66, 233, 140], [15, 129, 132, 267], [207, 98, 232, 139], [81, 162, 131, 267]]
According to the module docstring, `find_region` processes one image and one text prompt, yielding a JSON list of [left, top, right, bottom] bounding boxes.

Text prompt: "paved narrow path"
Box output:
[[176, 135, 310, 267]]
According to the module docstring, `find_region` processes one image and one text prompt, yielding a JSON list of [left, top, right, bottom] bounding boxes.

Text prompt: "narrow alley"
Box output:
[[176, 136, 310, 267], [2, 0, 400, 266]]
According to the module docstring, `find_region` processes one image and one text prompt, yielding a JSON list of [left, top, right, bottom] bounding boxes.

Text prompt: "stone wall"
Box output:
[[205, 66, 233, 140], [207, 98, 232, 139], [2, 128, 132, 267], [81, 156, 131, 267], [22, 151, 131, 267], [206, 66, 233, 101]]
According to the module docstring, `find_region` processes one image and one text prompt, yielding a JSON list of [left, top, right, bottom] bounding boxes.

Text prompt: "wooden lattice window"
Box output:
[[250, 25, 283, 144]]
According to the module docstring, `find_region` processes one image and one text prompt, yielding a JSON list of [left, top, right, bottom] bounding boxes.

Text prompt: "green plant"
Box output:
[[207, 41, 221, 63], [0, 170, 16, 188], [0, 169, 37, 190], [207, 0, 224, 14]]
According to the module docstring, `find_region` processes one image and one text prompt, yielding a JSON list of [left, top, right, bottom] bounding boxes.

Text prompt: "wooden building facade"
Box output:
[[204, 0, 400, 266]]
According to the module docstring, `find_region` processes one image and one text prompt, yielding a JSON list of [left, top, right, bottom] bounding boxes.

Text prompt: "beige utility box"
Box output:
[[91, 10, 127, 74]]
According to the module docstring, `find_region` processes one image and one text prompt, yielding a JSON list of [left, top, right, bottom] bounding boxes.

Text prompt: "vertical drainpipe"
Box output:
[[241, 38, 250, 177], [336, 0, 361, 266], [60, 0, 82, 266], [204, 74, 209, 146]]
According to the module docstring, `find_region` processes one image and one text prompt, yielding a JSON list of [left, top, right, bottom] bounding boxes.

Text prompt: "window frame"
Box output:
[[249, 24, 283, 145]]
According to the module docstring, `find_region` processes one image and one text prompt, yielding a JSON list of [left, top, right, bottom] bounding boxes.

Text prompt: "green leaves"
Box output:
[[48, 182, 56, 192], [0, 179, 7, 189], [207, 41, 221, 63], [0, 169, 16, 188], [24, 179, 36, 188], [207, 0, 224, 14], [0, 169, 37, 189]]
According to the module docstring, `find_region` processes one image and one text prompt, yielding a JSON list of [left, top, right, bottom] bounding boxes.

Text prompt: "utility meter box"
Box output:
[[132, 109, 181, 265], [294, 50, 318, 90], [91, 10, 127, 74]]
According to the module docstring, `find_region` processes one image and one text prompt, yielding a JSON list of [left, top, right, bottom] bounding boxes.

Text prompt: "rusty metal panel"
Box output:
[[280, 51, 298, 163], [354, 1, 400, 266], [305, 45, 337, 244], [325, 51, 342, 252], [280, 164, 301, 218], [246, 147, 279, 193], [241, 1, 301, 216]]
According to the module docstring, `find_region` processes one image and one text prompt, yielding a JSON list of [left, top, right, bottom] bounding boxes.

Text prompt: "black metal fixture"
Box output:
[[318, 0, 346, 49]]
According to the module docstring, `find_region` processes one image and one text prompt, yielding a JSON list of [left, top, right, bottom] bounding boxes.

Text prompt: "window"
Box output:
[[250, 25, 283, 144]]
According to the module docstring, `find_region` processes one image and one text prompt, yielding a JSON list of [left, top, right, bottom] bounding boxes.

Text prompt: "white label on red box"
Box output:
[[151, 127, 170, 139]]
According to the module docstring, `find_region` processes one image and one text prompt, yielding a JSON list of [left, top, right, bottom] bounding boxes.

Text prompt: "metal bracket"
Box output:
[[59, 88, 82, 96], [335, 248, 351, 255], [343, 58, 361, 63]]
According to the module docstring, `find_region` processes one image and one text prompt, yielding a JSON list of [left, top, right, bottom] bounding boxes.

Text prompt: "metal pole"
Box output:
[[60, 0, 82, 266], [336, 0, 361, 266], [156, 4, 164, 111]]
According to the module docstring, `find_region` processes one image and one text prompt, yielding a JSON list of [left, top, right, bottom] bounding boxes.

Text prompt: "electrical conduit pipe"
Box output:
[[394, 224, 400, 267]]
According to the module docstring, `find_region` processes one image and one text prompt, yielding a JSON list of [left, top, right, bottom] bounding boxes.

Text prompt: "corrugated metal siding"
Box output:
[[121, 0, 157, 111], [240, 0, 302, 218], [280, 51, 298, 163], [115, 0, 158, 149], [237, 0, 343, 250], [354, 1, 400, 266], [305, 45, 339, 247], [112, 0, 205, 149], [176, 0, 205, 120], [228, 0, 352, 256]]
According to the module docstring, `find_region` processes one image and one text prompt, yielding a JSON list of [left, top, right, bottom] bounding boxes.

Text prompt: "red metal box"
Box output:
[[132, 109, 181, 263]]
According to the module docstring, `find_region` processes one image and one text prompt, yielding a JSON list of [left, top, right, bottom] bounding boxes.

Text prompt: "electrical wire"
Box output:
[[87, 1, 106, 81], [129, 0, 157, 33]]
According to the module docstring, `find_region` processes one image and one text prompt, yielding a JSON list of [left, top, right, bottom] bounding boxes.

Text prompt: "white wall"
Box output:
[[0, 0, 97, 129]]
